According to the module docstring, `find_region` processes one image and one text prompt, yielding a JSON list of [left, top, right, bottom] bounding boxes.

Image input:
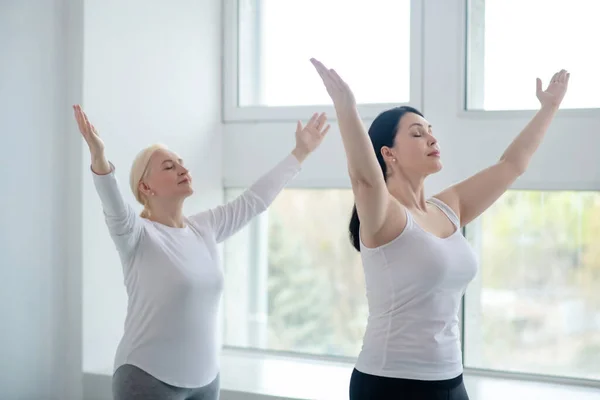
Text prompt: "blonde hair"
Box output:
[[129, 143, 169, 218]]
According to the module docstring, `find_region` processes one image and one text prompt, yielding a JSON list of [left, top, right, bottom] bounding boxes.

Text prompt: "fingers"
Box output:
[[315, 112, 327, 131], [549, 69, 569, 86], [73, 105, 87, 135], [306, 112, 319, 128], [536, 78, 543, 94], [310, 58, 340, 91], [558, 70, 570, 88], [328, 69, 347, 89], [304, 112, 327, 132], [82, 110, 93, 132], [310, 58, 328, 77], [73, 104, 101, 140], [73, 105, 81, 124], [301, 111, 329, 136], [73, 105, 85, 129], [310, 58, 329, 82]]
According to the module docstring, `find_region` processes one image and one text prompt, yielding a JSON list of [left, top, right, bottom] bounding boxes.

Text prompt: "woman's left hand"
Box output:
[[292, 112, 330, 162], [536, 69, 570, 109]]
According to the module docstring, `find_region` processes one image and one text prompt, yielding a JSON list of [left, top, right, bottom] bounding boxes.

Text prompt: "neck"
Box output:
[[386, 171, 428, 212], [146, 198, 186, 228]]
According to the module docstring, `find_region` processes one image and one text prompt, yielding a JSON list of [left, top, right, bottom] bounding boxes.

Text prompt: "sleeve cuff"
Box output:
[[287, 153, 303, 170], [90, 161, 116, 177]]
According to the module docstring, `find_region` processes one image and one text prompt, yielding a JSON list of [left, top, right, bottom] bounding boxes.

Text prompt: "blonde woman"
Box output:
[[73, 105, 330, 400]]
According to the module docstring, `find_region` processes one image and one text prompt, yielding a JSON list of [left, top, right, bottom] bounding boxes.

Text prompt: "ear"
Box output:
[[380, 146, 396, 163], [138, 180, 153, 197]]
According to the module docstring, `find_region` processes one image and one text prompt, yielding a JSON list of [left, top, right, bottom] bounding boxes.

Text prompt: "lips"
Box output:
[[428, 150, 440, 157], [178, 177, 190, 184]]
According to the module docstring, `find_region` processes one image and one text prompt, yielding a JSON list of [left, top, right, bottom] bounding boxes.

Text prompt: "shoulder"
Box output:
[[185, 215, 213, 236], [430, 191, 460, 220]]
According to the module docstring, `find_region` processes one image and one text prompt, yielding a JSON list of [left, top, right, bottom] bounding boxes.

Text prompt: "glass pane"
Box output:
[[238, 0, 411, 107], [465, 191, 600, 380], [223, 188, 366, 357], [466, 0, 600, 110]]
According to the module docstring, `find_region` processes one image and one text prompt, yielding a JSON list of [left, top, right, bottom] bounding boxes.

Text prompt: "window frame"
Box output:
[[222, 0, 424, 123], [221, 186, 600, 390], [219, 0, 600, 388], [461, 0, 600, 117]]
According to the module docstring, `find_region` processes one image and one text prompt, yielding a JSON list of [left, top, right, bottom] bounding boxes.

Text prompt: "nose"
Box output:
[[428, 135, 437, 146], [178, 165, 189, 175]]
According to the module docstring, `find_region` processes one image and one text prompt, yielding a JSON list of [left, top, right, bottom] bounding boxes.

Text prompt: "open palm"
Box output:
[[73, 105, 104, 155], [295, 112, 330, 155], [310, 58, 356, 110], [536, 69, 570, 108]]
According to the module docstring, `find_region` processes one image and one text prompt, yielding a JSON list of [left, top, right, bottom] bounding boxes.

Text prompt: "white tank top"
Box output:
[[355, 197, 478, 381]]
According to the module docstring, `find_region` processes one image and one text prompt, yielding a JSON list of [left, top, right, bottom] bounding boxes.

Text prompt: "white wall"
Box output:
[[0, 0, 83, 399], [81, 0, 224, 375], [224, 0, 600, 193]]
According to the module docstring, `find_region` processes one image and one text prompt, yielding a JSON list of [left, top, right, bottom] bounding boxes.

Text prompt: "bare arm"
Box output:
[[310, 59, 392, 237], [436, 70, 570, 226]]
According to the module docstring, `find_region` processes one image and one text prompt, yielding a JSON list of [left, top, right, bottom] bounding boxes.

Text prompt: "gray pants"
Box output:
[[112, 364, 220, 400]]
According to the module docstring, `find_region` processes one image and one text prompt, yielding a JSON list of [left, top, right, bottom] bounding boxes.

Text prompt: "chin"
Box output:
[[426, 160, 443, 174], [177, 186, 194, 198]]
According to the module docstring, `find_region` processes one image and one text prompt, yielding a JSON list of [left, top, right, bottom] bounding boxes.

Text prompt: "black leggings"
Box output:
[[349, 369, 469, 400]]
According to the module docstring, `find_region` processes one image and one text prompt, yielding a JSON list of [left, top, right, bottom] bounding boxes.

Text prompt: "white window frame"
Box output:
[[460, 0, 600, 119], [222, 0, 424, 123], [221, 187, 600, 389]]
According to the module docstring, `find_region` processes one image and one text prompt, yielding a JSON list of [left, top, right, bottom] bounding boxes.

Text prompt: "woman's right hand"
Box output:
[[73, 105, 105, 156], [310, 58, 356, 111]]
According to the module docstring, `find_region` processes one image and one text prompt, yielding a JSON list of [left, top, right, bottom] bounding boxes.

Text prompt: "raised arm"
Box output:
[[190, 113, 330, 243], [73, 105, 144, 262], [436, 69, 570, 226], [310, 58, 392, 239]]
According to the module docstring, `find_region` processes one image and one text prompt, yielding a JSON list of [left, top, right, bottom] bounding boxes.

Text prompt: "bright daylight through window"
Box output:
[[466, 0, 600, 110], [223, 189, 365, 358], [464, 191, 600, 381], [237, 0, 411, 107], [224, 189, 600, 382]]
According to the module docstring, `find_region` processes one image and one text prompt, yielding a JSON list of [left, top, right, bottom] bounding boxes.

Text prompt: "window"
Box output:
[[224, 0, 422, 121], [464, 191, 600, 381], [466, 0, 600, 111], [224, 188, 600, 383], [223, 188, 365, 357]]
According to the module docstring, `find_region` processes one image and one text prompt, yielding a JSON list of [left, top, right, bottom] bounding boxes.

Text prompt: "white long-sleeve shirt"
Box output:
[[92, 154, 301, 388]]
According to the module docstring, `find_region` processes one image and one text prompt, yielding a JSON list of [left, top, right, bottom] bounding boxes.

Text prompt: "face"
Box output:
[[139, 148, 193, 201], [382, 112, 441, 176]]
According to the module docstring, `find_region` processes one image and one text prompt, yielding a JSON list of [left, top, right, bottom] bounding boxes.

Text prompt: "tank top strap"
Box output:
[[427, 197, 460, 228]]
